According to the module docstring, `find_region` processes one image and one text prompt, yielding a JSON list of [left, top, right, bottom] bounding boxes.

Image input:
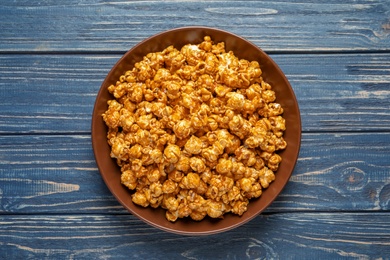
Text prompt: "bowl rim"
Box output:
[[91, 26, 301, 235]]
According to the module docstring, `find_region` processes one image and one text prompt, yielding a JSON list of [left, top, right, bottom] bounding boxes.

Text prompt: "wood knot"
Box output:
[[382, 20, 390, 34], [379, 184, 390, 209], [341, 167, 367, 191], [382, 23, 390, 30]]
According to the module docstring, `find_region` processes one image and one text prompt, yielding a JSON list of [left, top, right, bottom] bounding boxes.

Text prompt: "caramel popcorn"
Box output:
[[102, 36, 287, 222]]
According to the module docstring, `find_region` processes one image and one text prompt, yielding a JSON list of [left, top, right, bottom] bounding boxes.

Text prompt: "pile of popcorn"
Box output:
[[103, 36, 287, 222]]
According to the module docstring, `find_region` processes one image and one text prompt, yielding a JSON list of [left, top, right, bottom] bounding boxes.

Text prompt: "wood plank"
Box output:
[[0, 55, 113, 134], [0, 213, 388, 258], [0, 0, 389, 52], [0, 53, 389, 134], [273, 54, 390, 132], [0, 133, 388, 214]]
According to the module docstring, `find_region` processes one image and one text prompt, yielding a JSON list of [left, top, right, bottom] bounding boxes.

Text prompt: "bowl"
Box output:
[[91, 26, 301, 235]]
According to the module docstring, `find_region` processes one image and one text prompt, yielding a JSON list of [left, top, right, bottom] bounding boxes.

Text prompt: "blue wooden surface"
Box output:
[[0, 0, 390, 259]]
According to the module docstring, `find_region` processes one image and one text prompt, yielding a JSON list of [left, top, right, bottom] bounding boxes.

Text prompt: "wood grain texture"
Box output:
[[0, 53, 389, 134], [0, 133, 388, 214], [0, 213, 389, 259], [0, 0, 389, 52], [1, 0, 389, 258]]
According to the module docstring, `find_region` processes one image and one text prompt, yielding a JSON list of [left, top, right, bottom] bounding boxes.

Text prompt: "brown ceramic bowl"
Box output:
[[91, 26, 301, 235]]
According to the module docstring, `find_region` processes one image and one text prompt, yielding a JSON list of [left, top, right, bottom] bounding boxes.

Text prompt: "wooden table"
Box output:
[[1, 1, 389, 258]]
